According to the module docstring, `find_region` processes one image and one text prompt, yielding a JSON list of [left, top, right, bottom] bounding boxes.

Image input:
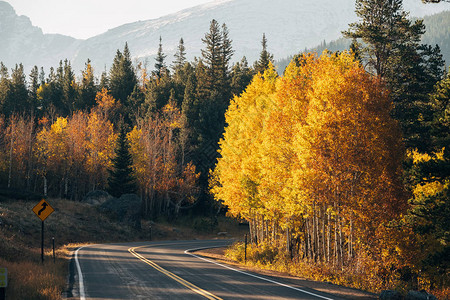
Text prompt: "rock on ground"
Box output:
[[380, 290, 403, 300], [405, 290, 437, 300], [99, 193, 142, 229], [82, 190, 112, 206]]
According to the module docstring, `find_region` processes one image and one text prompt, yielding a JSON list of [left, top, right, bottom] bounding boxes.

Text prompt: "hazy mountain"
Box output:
[[421, 10, 450, 64], [275, 9, 450, 74], [0, 1, 81, 71], [1, 0, 449, 75]]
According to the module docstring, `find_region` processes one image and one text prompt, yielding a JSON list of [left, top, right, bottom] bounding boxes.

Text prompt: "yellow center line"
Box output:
[[128, 246, 223, 300]]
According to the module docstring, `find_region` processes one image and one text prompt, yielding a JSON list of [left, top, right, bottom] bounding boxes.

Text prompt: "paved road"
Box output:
[[72, 240, 349, 300]]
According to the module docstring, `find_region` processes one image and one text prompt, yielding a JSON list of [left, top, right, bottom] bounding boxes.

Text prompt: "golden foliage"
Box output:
[[213, 51, 407, 289]]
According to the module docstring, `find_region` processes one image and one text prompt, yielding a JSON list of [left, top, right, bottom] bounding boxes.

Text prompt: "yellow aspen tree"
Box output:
[[128, 126, 147, 193], [259, 55, 316, 224], [293, 52, 405, 265], [35, 117, 69, 196], [212, 64, 278, 241], [86, 111, 117, 190], [213, 51, 406, 269]]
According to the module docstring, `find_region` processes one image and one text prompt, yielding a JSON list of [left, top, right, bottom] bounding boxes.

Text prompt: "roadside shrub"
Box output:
[[225, 242, 246, 262], [251, 242, 278, 265]]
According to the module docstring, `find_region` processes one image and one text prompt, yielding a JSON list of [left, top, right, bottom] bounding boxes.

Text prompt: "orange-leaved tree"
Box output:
[[292, 52, 406, 271], [128, 102, 199, 218]]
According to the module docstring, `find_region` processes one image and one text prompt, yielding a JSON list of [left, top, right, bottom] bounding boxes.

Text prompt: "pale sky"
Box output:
[[4, 0, 214, 39]]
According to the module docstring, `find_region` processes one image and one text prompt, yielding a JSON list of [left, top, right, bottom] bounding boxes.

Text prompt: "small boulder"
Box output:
[[99, 194, 142, 229], [405, 291, 437, 300], [380, 290, 403, 300], [82, 190, 112, 206]]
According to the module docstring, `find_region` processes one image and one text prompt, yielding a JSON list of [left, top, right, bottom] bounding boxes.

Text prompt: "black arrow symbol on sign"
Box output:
[[38, 202, 47, 215]]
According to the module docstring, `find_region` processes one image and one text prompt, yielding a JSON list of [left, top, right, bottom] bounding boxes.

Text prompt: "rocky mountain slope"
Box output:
[[0, 1, 80, 70], [0, 0, 449, 74]]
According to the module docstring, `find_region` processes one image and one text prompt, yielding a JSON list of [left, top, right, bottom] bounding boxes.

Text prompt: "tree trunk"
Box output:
[[349, 217, 353, 260], [64, 174, 69, 198], [8, 125, 14, 188], [43, 175, 48, 196], [338, 215, 343, 267], [327, 208, 331, 263], [26, 119, 34, 190], [286, 225, 290, 255], [334, 203, 338, 266], [322, 205, 326, 262], [305, 218, 311, 260]]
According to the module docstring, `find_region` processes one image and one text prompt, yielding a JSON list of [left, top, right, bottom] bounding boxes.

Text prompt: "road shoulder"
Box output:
[[193, 247, 378, 300]]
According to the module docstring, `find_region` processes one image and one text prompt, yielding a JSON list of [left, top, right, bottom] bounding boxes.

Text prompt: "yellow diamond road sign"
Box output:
[[0, 267, 6, 287], [32, 199, 54, 221]]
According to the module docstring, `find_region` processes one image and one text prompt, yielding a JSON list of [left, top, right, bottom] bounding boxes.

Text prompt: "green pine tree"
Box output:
[[231, 56, 254, 96], [343, 0, 425, 78], [28, 65, 39, 114], [107, 125, 137, 198], [109, 43, 138, 107], [172, 62, 195, 108], [391, 44, 444, 151], [0, 63, 11, 116], [109, 43, 138, 124], [430, 69, 450, 150], [38, 67, 45, 86], [144, 71, 174, 113], [220, 23, 233, 100], [172, 38, 187, 72], [126, 85, 145, 123], [9, 64, 29, 115], [201, 19, 223, 92], [254, 33, 274, 74], [76, 59, 97, 111], [154, 36, 167, 78], [343, 0, 445, 150], [62, 60, 77, 114], [99, 70, 109, 91]]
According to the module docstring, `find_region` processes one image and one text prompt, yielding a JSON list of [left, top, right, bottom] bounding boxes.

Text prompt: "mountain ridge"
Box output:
[[1, 0, 449, 74]]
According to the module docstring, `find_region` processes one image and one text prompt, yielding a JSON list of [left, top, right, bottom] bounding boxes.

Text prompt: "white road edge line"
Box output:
[[184, 247, 334, 300], [74, 246, 86, 300]]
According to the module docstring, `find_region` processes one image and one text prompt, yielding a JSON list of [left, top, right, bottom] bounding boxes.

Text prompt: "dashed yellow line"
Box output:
[[128, 246, 222, 300]]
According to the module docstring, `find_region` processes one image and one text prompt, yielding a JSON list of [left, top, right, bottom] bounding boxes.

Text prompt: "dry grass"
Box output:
[[0, 197, 146, 299], [224, 242, 380, 293], [0, 257, 66, 300], [0, 198, 245, 299], [224, 242, 448, 299]]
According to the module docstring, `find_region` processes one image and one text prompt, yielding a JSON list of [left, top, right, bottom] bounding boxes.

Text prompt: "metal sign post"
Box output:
[[0, 267, 7, 300], [52, 237, 55, 263], [41, 221, 44, 263], [32, 199, 55, 263]]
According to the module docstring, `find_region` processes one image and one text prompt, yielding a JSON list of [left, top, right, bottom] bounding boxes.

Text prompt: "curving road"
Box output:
[[71, 240, 358, 300]]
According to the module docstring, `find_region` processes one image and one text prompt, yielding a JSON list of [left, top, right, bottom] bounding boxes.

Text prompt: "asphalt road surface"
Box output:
[[71, 240, 357, 300]]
